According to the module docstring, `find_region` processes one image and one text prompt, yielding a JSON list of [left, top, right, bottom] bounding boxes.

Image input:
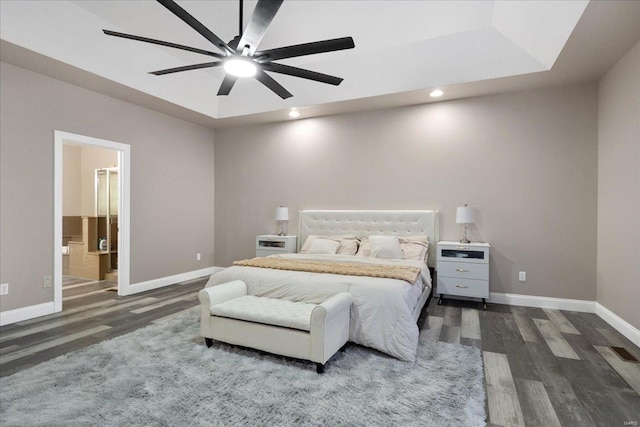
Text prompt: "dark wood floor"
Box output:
[[0, 275, 205, 377], [1, 279, 639, 427], [421, 298, 640, 427]]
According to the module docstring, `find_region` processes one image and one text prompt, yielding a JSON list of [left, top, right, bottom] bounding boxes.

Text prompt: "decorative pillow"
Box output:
[[369, 235, 403, 259], [399, 236, 429, 263], [307, 238, 340, 255], [355, 238, 369, 257], [300, 235, 359, 256]]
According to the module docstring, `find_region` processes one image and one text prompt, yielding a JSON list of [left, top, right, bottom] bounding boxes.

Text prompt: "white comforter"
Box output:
[[204, 254, 432, 361]]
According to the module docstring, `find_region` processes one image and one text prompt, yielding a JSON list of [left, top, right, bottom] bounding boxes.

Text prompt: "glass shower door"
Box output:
[[95, 168, 118, 273], [109, 170, 118, 271]]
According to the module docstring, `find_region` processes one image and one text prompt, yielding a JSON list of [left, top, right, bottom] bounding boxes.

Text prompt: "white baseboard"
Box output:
[[0, 267, 227, 326], [4, 277, 636, 350], [489, 292, 640, 348], [126, 266, 221, 295], [489, 292, 596, 313], [595, 303, 640, 348], [0, 302, 55, 326]]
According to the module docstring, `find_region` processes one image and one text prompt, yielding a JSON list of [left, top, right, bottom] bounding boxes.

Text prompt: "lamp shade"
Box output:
[[456, 206, 476, 224], [275, 206, 289, 221]]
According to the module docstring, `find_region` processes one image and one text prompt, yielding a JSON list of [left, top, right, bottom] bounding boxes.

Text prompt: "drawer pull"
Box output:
[[456, 285, 469, 289], [456, 269, 469, 272]]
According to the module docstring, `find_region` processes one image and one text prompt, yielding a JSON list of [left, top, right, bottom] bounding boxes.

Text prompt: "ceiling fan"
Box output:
[[103, 0, 355, 99]]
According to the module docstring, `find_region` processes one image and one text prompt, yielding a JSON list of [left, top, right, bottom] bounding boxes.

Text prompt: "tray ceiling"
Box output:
[[0, 1, 588, 119]]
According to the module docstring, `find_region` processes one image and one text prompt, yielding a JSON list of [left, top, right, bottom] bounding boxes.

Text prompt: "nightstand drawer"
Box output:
[[437, 276, 489, 298], [437, 245, 489, 264], [256, 235, 297, 257], [256, 249, 282, 257], [438, 262, 488, 280]]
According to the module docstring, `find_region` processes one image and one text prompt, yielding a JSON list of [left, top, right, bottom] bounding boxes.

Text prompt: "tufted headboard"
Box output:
[[298, 210, 439, 268]]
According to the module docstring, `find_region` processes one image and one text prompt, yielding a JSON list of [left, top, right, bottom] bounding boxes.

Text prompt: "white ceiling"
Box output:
[[1, 0, 589, 119], [0, 0, 640, 128]]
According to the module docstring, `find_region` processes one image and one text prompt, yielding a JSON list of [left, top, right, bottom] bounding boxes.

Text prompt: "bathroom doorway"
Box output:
[[54, 131, 131, 313]]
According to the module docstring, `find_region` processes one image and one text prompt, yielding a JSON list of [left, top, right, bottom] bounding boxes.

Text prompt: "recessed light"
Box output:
[[430, 89, 444, 97], [289, 109, 300, 118]]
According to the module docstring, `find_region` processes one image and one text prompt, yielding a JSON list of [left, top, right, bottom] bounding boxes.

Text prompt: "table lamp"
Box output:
[[275, 206, 289, 236], [456, 204, 476, 244]]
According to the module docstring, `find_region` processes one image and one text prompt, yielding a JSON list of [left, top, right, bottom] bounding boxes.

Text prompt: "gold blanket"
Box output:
[[233, 257, 420, 284]]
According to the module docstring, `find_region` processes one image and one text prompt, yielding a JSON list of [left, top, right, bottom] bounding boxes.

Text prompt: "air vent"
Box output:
[[610, 346, 638, 362]]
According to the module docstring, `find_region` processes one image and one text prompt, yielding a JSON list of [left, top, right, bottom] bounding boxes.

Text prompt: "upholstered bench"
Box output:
[[198, 280, 352, 373]]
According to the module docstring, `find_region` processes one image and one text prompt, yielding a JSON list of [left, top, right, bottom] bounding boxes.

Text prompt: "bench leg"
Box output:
[[316, 363, 325, 374], [204, 338, 213, 348]]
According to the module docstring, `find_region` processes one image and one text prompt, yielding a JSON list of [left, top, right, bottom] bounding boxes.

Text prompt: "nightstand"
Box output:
[[436, 241, 490, 309], [256, 235, 297, 257]]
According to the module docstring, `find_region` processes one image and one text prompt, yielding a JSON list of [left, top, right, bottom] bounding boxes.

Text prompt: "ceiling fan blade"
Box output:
[[157, 0, 234, 54], [149, 61, 223, 76], [237, 0, 284, 55], [103, 30, 224, 58], [255, 37, 355, 62], [217, 74, 238, 96], [254, 69, 292, 99], [262, 63, 343, 86]]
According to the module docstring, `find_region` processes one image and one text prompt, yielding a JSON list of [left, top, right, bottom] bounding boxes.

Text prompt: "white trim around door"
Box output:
[[54, 131, 131, 312]]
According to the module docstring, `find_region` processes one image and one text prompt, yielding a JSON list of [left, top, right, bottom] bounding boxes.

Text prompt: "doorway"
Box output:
[[53, 131, 131, 313]]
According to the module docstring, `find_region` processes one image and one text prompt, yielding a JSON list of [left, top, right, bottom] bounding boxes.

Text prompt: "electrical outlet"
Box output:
[[196, 253, 201, 261], [519, 271, 527, 282], [0, 283, 8, 295], [43, 276, 52, 288]]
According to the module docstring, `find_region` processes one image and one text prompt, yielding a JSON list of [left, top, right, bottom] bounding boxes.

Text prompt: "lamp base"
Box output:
[[459, 223, 471, 244], [277, 220, 288, 236]]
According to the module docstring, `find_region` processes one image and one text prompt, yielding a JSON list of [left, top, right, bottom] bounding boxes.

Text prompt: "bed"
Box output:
[[205, 210, 439, 361]]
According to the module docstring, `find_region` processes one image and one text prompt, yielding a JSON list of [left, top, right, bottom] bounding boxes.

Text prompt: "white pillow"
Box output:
[[357, 235, 429, 262], [369, 235, 402, 259], [307, 238, 340, 255]]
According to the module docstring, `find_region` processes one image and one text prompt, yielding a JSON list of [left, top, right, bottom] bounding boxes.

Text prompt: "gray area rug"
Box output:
[[1, 307, 486, 426]]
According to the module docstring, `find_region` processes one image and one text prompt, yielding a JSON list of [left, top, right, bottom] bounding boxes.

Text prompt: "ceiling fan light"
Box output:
[[224, 57, 257, 78]]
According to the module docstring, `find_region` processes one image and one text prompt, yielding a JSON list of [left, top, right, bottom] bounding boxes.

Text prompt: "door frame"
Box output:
[[53, 131, 131, 312]]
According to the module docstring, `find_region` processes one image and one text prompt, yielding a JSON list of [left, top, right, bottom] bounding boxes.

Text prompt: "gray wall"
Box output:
[[214, 84, 599, 301], [0, 62, 215, 312], [597, 41, 640, 329], [62, 144, 81, 216]]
